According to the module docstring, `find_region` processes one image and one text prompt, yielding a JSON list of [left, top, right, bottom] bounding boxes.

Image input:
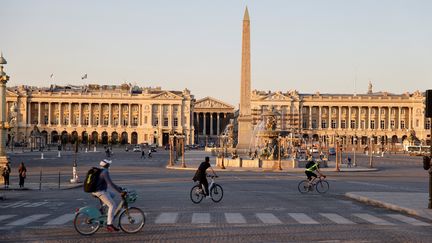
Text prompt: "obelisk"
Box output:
[[0, 52, 10, 185], [236, 7, 253, 151]]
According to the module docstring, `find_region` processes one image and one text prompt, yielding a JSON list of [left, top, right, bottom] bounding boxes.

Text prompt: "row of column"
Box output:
[[303, 106, 412, 130], [27, 102, 140, 127], [194, 112, 230, 136]]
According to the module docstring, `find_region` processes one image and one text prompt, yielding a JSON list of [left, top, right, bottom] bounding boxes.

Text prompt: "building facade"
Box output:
[[5, 84, 196, 147], [250, 86, 431, 149]]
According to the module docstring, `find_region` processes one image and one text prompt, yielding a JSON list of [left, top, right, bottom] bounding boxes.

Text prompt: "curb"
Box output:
[[345, 192, 420, 217], [166, 166, 379, 173], [0, 183, 83, 191]]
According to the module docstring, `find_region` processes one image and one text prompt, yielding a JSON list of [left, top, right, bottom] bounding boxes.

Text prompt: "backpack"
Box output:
[[305, 161, 315, 169], [83, 167, 102, 193]]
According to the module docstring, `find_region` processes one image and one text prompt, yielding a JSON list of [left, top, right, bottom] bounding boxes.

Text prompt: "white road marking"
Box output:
[[353, 213, 394, 225], [7, 214, 50, 226], [224, 213, 246, 224], [386, 214, 430, 226], [44, 214, 75, 225], [24, 202, 49, 207], [11, 202, 32, 208], [288, 213, 319, 224], [155, 213, 179, 224], [256, 213, 282, 224], [320, 213, 356, 224], [0, 215, 17, 222], [0, 201, 26, 208], [192, 213, 210, 224]]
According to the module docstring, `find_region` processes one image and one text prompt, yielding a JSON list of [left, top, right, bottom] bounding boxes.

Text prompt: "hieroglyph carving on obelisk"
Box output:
[[236, 7, 253, 150]]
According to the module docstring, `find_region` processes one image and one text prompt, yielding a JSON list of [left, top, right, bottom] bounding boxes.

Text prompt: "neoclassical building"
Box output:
[[250, 84, 431, 149], [5, 84, 197, 146]]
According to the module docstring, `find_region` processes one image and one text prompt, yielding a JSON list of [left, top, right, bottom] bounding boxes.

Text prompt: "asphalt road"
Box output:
[[0, 147, 430, 242]]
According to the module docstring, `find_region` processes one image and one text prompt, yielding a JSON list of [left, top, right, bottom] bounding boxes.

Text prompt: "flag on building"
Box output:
[[81, 74, 87, 80]]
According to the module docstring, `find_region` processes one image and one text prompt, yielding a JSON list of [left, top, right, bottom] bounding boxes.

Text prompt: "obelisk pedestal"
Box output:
[[0, 53, 10, 185]]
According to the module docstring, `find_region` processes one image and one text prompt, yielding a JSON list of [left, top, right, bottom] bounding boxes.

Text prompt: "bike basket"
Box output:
[[126, 191, 137, 203]]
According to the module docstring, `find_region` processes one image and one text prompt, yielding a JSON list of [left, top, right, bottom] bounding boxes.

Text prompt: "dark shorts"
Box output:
[[305, 171, 317, 180]]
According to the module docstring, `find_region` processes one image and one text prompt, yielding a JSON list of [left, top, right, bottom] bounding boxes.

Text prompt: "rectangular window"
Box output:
[[341, 120, 346, 129], [144, 116, 147, 124], [321, 120, 327, 129], [302, 120, 307, 129], [154, 117, 158, 126], [163, 117, 169, 126], [103, 116, 109, 126], [113, 117, 118, 126], [331, 120, 336, 129], [132, 117, 138, 126], [123, 117, 128, 126], [401, 120, 405, 129], [174, 117, 178, 127], [74, 116, 79, 125], [416, 119, 419, 128], [54, 115, 59, 125], [426, 119, 431, 130], [63, 116, 69, 125], [44, 116, 48, 125], [94, 116, 99, 126], [84, 116, 89, 125], [351, 120, 356, 129], [312, 119, 317, 129], [380, 120, 385, 129], [370, 120, 375, 129], [391, 120, 395, 128], [361, 120, 365, 129]]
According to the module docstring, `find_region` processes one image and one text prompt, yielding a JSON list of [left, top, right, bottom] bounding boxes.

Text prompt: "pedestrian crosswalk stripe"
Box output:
[[192, 213, 210, 224], [288, 213, 319, 224], [155, 213, 178, 224], [353, 213, 394, 226], [11, 202, 32, 208], [0, 201, 26, 208], [44, 214, 75, 225], [320, 213, 356, 224], [7, 214, 50, 226], [386, 214, 430, 226], [225, 213, 246, 224], [25, 202, 48, 208], [0, 215, 16, 223], [256, 213, 282, 224]]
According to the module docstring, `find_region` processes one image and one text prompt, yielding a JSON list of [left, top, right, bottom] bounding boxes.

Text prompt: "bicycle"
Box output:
[[298, 176, 329, 194], [190, 175, 223, 204], [73, 189, 145, 235]]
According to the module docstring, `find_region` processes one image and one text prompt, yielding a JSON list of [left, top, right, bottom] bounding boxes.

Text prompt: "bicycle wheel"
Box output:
[[73, 212, 100, 235], [297, 180, 311, 194], [210, 184, 224, 203], [315, 180, 329, 193], [119, 207, 145, 233], [190, 185, 204, 204]]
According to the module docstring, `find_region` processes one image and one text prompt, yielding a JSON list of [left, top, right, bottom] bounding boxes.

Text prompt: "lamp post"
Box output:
[[220, 133, 226, 169], [179, 134, 186, 168], [0, 52, 10, 185], [369, 136, 374, 168], [277, 136, 282, 170], [335, 136, 340, 172]]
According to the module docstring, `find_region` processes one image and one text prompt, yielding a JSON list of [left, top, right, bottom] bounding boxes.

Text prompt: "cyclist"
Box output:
[[92, 159, 126, 232], [193, 156, 216, 198], [305, 157, 325, 186]]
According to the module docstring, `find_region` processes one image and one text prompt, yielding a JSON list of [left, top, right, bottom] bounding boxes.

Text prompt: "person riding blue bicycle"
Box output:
[[192, 156, 217, 199], [92, 159, 126, 232], [305, 156, 325, 186]]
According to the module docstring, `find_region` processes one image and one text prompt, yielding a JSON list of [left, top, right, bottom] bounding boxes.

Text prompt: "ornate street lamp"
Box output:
[[277, 135, 282, 170], [369, 136, 375, 168], [335, 135, 340, 172], [0, 52, 10, 185], [353, 136, 357, 167]]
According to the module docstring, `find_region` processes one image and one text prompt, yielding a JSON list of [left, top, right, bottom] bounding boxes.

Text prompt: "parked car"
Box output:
[[328, 147, 336, 155], [133, 145, 141, 152]]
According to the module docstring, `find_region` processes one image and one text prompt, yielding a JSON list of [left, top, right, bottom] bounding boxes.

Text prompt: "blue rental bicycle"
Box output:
[[73, 189, 145, 235]]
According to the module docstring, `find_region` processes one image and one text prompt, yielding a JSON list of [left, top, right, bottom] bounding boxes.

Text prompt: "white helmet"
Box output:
[[100, 159, 112, 167]]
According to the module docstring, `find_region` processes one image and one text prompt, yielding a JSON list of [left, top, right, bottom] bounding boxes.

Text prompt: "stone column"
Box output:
[[27, 102, 31, 125], [328, 106, 332, 129], [309, 106, 312, 129], [118, 104, 122, 127], [388, 107, 392, 130], [338, 106, 342, 129], [109, 104, 112, 126], [89, 104, 92, 127], [358, 107, 361, 130], [348, 106, 352, 129], [138, 104, 142, 126], [409, 107, 412, 129], [318, 106, 322, 129], [0, 79, 8, 158], [68, 103, 72, 126], [48, 102, 51, 126], [78, 103, 82, 126], [368, 106, 371, 130], [217, 113, 220, 135], [128, 104, 132, 127], [210, 113, 213, 135], [398, 107, 401, 129], [58, 102, 62, 126], [195, 113, 199, 135], [203, 113, 207, 135], [168, 105, 172, 129], [38, 102, 42, 125], [98, 103, 102, 127], [378, 106, 381, 130]]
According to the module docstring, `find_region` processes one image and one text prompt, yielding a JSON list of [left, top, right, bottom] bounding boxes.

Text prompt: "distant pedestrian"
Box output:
[[2, 161, 11, 188], [141, 150, 146, 159], [18, 162, 27, 188], [148, 149, 152, 158], [347, 156, 352, 168]]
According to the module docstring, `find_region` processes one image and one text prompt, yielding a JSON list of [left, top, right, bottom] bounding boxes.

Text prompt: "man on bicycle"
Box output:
[[92, 159, 126, 232], [193, 156, 216, 198], [305, 157, 325, 185]]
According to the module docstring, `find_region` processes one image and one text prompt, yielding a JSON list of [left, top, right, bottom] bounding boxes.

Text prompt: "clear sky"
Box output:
[[1, 0, 431, 107]]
